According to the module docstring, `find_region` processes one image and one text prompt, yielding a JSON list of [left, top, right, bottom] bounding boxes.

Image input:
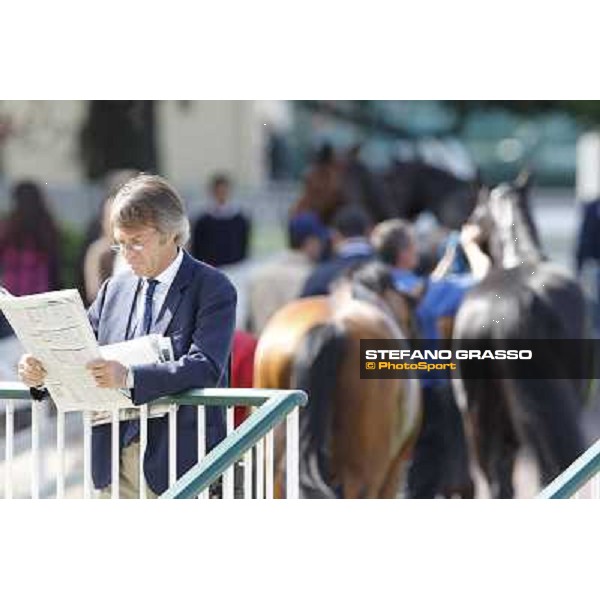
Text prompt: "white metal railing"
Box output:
[[537, 435, 600, 499], [1, 384, 304, 500], [566, 476, 600, 499]]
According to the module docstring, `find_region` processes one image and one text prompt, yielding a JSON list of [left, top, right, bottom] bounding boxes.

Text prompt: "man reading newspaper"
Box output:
[[18, 174, 237, 498]]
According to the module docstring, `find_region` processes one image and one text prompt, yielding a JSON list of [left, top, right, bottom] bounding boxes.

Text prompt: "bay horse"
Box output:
[[452, 179, 590, 497], [254, 262, 422, 498]]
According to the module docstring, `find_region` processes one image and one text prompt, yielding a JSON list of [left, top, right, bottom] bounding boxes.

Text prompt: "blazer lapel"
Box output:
[[152, 251, 194, 335]]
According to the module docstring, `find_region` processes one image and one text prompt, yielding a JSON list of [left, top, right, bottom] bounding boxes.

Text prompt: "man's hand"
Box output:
[[86, 359, 129, 389], [460, 223, 482, 247], [18, 354, 47, 388], [459, 223, 490, 280]]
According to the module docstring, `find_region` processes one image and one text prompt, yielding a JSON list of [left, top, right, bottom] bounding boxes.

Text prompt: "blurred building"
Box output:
[[0, 100, 586, 191], [0, 100, 293, 188]]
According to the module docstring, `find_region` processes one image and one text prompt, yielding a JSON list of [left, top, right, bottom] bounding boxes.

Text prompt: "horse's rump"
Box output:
[[454, 263, 588, 491], [255, 291, 421, 499]]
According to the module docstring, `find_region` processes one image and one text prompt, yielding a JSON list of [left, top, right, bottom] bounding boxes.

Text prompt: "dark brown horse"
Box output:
[[291, 145, 479, 231], [254, 262, 422, 498], [381, 159, 479, 229], [453, 179, 589, 497]]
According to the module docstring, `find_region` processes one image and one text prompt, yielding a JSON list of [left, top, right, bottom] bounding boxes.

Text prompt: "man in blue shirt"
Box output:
[[371, 218, 489, 498]]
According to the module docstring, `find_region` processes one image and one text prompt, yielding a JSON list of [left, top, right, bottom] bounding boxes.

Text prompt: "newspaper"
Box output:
[[0, 288, 175, 422]]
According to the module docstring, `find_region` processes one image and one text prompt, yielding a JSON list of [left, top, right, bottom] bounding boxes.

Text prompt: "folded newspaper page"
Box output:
[[0, 288, 175, 422]]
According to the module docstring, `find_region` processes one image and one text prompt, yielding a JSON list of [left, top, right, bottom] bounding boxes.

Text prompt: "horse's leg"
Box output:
[[406, 386, 449, 498], [378, 421, 422, 498], [332, 354, 411, 499], [466, 379, 519, 499], [377, 448, 409, 499], [492, 427, 519, 499], [439, 385, 475, 499]]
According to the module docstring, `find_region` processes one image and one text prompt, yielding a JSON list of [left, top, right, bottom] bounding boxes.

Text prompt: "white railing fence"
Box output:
[[1, 385, 303, 500]]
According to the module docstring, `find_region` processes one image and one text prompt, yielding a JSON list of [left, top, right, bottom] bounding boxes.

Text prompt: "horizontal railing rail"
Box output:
[[0, 382, 32, 401], [1, 383, 307, 500], [161, 389, 307, 499], [537, 437, 600, 499]]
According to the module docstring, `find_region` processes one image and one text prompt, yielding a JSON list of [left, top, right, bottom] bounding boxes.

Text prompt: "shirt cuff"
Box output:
[[118, 368, 135, 399], [126, 367, 134, 389]]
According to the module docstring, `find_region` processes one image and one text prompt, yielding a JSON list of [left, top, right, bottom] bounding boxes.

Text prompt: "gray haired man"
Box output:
[[19, 174, 237, 498]]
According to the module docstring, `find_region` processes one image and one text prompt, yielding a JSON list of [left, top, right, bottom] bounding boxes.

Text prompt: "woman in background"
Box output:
[[82, 195, 116, 304], [0, 180, 61, 296], [0, 180, 61, 379]]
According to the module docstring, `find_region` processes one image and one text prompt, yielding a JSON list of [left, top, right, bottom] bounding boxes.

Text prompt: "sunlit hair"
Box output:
[[110, 174, 190, 246]]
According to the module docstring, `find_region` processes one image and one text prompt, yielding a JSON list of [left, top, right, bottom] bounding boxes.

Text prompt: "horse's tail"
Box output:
[[514, 377, 586, 485], [291, 322, 347, 499]]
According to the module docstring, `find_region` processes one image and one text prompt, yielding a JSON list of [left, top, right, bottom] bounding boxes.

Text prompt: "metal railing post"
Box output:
[[111, 408, 119, 499], [56, 408, 65, 499], [197, 406, 207, 499], [168, 404, 177, 488], [266, 430, 274, 499], [139, 404, 148, 499], [5, 399, 15, 499], [31, 402, 41, 499], [83, 411, 92, 499], [223, 407, 235, 499], [286, 406, 300, 499]]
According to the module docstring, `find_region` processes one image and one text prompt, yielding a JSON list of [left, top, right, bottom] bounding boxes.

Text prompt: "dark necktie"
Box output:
[[143, 279, 159, 335], [122, 278, 159, 448]]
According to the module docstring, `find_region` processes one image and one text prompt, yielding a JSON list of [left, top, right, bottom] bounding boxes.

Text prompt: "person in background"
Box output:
[[76, 169, 138, 305], [370, 218, 490, 498], [0, 180, 61, 297], [300, 205, 373, 297], [575, 197, 600, 332], [83, 194, 117, 304], [0, 180, 62, 378], [191, 173, 251, 268], [230, 330, 258, 427], [246, 211, 327, 335]]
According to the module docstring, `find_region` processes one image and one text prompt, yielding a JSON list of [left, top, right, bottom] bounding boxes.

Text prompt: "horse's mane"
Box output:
[[488, 184, 544, 268], [342, 260, 418, 341], [345, 260, 406, 312], [347, 260, 396, 297]]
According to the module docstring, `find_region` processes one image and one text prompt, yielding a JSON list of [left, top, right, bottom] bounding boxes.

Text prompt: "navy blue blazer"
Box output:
[[88, 250, 237, 494]]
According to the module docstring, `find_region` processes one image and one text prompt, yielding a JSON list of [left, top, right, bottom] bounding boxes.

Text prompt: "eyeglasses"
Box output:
[[110, 242, 145, 254]]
